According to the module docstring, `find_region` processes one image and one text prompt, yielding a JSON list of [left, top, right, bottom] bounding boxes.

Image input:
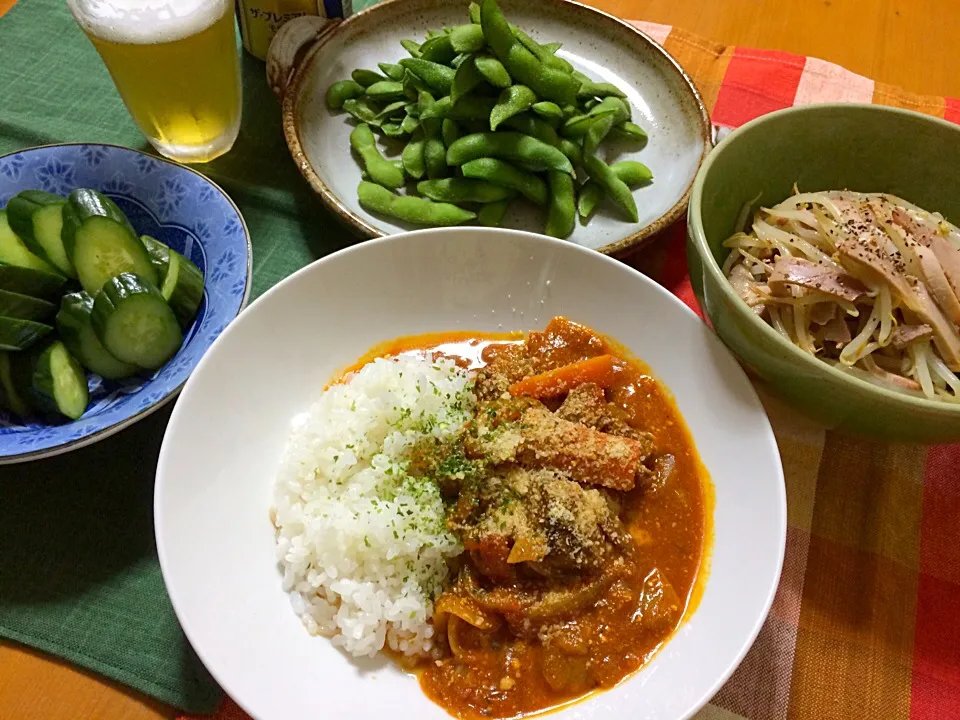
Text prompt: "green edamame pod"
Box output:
[[577, 182, 603, 220], [583, 153, 638, 222], [325, 80, 365, 109], [558, 138, 582, 165], [375, 100, 408, 119], [479, 0, 580, 105], [451, 56, 484, 103], [583, 113, 615, 155], [561, 109, 615, 138], [352, 69, 385, 87], [578, 161, 653, 221], [531, 101, 563, 123], [545, 170, 576, 239], [474, 53, 512, 88], [442, 118, 461, 147], [450, 24, 486, 53], [350, 124, 405, 189], [560, 97, 629, 138], [417, 89, 436, 112], [490, 85, 537, 131], [460, 158, 548, 205], [398, 58, 455, 95], [378, 63, 405, 81], [403, 69, 428, 97], [419, 34, 456, 64], [610, 160, 653, 186], [542, 41, 562, 53], [577, 81, 627, 100], [358, 181, 476, 225], [402, 129, 427, 179], [365, 80, 406, 101], [477, 199, 510, 227], [563, 98, 629, 138], [446, 132, 573, 175], [342, 97, 383, 126], [501, 113, 559, 145], [609, 121, 648, 144], [401, 39, 422, 57], [468, 1, 481, 24], [425, 28, 445, 39], [512, 26, 574, 74], [417, 91, 448, 179], [587, 96, 629, 118], [400, 114, 420, 134], [421, 96, 453, 121], [424, 138, 448, 179], [381, 122, 406, 137], [449, 95, 497, 122], [417, 178, 515, 203]]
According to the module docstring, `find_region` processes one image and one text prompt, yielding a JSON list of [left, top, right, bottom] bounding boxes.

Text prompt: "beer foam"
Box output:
[[68, 0, 229, 44]]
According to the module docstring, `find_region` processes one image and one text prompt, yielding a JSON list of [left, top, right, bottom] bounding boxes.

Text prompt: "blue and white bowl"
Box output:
[[0, 144, 251, 463]]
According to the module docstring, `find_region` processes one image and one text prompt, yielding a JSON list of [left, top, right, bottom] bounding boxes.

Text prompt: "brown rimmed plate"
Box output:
[[280, 0, 710, 255]]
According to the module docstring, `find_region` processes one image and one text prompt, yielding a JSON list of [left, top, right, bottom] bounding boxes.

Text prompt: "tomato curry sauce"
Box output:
[[347, 317, 710, 719]]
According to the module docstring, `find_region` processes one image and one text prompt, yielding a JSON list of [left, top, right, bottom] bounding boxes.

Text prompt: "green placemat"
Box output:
[[0, 0, 376, 711]]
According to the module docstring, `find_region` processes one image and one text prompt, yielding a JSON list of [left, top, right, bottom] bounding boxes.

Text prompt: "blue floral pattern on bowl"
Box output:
[[0, 144, 251, 463]]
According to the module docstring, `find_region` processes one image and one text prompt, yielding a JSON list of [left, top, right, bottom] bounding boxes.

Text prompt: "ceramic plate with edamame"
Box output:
[[284, 0, 711, 254]]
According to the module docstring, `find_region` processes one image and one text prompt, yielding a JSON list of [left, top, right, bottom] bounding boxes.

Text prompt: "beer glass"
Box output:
[[67, 0, 243, 163]]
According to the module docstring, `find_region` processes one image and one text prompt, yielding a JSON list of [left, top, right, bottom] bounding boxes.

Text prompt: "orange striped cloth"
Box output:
[[181, 21, 960, 720]]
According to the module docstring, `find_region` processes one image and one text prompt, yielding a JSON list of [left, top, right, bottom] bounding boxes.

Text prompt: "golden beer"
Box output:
[[68, 0, 242, 163]]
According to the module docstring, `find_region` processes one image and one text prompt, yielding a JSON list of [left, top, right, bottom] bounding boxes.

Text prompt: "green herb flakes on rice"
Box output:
[[272, 355, 475, 657]]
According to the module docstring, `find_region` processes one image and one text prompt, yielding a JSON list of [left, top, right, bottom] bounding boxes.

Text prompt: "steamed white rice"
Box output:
[[272, 355, 475, 657]]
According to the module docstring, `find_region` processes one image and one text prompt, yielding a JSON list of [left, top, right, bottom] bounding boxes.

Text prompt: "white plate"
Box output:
[[155, 228, 785, 720], [282, 0, 711, 255]]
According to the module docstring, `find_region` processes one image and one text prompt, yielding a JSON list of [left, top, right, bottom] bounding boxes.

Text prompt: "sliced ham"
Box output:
[[889, 324, 934, 350], [728, 263, 766, 316], [821, 317, 852, 346], [837, 235, 919, 310], [861, 356, 923, 392], [767, 255, 867, 302], [892, 207, 960, 298], [914, 245, 960, 325], [810, 302, 837, 326], [837, 235, 960, 369], [911, 281, 960, 371]]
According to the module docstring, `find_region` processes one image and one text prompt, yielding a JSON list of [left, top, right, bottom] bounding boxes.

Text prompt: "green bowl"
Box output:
[[687, 103, 960, 442]]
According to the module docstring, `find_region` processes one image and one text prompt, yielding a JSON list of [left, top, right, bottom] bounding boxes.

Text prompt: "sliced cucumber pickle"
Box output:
[[0, 316, 53, 351], [5, 191, 74, 277], [57, 291, 139, 380], [0, 262, 67, 298], [62, 189, 157, 294], [92, 273, 183, 370], [0, 210, 62, 276], [0, 289, 56, 321], [30, 340, 89, 420], [140, 235, 204, 327]]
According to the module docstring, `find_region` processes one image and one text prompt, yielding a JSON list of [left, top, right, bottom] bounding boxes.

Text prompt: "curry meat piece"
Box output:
[[465, 398, 648, 492], [517, 406, 645, 492], [450, 466, 629, 579], [555, 383, 655, 453]]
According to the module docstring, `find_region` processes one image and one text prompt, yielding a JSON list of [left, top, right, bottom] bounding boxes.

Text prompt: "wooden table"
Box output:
[[1, 0, 957, 717]]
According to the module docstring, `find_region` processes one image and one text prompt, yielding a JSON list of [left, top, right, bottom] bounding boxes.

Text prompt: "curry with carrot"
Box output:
[[353, 317, 710, 719]]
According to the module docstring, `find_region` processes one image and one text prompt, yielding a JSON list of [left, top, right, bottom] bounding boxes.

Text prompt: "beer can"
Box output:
[[237, 0, 352, 60]]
